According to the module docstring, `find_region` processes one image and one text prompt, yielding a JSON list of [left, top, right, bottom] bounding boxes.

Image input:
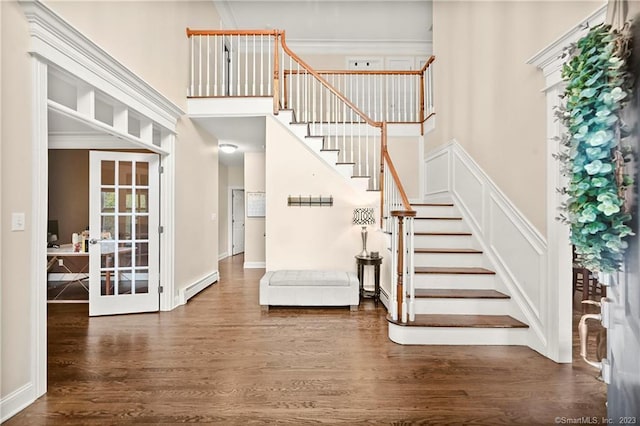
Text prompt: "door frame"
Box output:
[[24, 0, 183, 402], [228, 186, 244, 256], [527, 4, 607, 362]]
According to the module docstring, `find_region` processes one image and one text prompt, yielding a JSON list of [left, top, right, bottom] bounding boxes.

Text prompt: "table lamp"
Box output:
[[353, 207, 375, 257]]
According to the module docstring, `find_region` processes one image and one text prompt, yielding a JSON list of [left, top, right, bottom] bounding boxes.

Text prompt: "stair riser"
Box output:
[[414, 252, 484, 268], [288, 123, 309, 140], [411, 298, 511, 315], [414, 273, 496, 290], [412, 206, 460, 217], [304, 137, 324, 152], [414, 235, 475, 249], [335, 164, 355, 179], [413, 220, 467, 233], [388, 323, 529, 345], [319, 150, 338, 165]]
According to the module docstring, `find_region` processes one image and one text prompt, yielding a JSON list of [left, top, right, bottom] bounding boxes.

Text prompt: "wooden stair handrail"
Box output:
[[186, 28, 280, 37], [383, 150, 412, 211], [279, 32, 382, 129], [419, 55, 436, 73]]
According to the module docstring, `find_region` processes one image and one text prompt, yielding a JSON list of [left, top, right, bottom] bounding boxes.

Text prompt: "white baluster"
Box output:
[[236, 35, 240, 96], [408, 217, 415, 321], [198, 35, 202, 96], [390, 213, 398, 321], [296, 63, 300, 121], [206, 36, 210, 96], [214, 36, 218, 96], [189, 35, 194, 96]]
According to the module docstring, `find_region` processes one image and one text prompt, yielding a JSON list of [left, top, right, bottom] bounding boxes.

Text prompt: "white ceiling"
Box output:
[[214, 0, 433, 54], [193, 116, 266, 166]]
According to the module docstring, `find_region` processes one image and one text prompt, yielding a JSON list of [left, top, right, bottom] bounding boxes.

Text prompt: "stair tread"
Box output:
[[415, 232, 472, 236], [336, 162, 355, 165], [415, 266, 496, 275], [411, 203, 455, 207], [413, 289, 509, 299], [351, 175, 371, 179], [415, 248, 482, 254], [387, 314, 528, 328], [415, 216, 463, 220]]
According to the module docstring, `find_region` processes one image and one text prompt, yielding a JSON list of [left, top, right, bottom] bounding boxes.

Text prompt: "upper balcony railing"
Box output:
[[187, 29, 425, 322]]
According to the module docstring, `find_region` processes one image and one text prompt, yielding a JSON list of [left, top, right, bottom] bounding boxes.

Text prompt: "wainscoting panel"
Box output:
[[424, 140, 548, 347], [452, 152, 485, 233], [489, 194, 543, 318], [424, 149, 450, 196]]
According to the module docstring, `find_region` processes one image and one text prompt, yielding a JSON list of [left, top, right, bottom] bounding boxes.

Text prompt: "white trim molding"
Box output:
[[244, 262, 266, 269], [19, 0, 184, 414], [526, 3, 607, 363], [527, 3, 607, 88], [20, 0, 184, 130], [425, 140, 548, 357], [0, 383, 35, 423], [180, 271, 219, 304], [218, 252, 229, 261]]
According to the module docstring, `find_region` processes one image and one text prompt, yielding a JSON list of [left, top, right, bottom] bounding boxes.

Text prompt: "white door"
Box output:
[[232, 189, 245, 255], [89, 151, 160, 316]]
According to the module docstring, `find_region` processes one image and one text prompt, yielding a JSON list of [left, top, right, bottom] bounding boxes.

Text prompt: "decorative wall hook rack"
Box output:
[[287, 195, 333, 207]]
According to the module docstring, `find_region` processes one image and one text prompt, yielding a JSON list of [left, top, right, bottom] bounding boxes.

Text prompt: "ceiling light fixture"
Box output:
[[219, 143, 238, 154]]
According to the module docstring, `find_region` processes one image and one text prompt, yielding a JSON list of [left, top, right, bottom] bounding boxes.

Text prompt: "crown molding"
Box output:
[[286, 39, 432, 56], [20, 0, 184, 131], [527, 3, 606, 86]]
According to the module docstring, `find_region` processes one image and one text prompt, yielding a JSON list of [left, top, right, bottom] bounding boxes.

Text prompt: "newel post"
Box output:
[[391, 210, 416, 322]]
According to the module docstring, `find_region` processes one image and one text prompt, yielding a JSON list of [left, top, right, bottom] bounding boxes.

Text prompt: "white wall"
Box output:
[[265, 116, 388, 281], [1, 0, 37, 403], [387, 136, 421, 201], [1, 0, 222, 415], [426, 0, 603, 234], [244, 152, 265, 267]]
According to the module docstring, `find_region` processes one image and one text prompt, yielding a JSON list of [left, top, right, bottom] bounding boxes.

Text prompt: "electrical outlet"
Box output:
[[58, 258, 64, 267]]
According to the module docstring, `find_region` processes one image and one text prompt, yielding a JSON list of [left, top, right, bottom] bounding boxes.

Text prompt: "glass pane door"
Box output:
[[89, 151, 159, 316]]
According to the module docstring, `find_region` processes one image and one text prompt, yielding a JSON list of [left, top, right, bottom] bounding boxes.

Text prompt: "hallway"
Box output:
[[7, 255, 606, 424]]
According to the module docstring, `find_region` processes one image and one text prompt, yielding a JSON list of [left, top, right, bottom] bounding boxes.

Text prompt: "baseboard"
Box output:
[[218, 252, 229, 261], [1, 383, 34, 423], [379, 287, 390, 311], [180, 270, 218, 304], [243, 261, 266, 269]]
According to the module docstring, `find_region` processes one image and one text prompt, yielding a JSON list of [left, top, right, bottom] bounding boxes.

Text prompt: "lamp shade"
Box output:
[[353, 207, 375, 226]]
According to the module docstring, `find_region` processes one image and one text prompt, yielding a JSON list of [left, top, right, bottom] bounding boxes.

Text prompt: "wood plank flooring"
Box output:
[[7, 254, 606, 425]]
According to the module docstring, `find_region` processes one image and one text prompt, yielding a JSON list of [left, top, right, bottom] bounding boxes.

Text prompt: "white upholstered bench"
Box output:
[[259, 270, 359, 311]]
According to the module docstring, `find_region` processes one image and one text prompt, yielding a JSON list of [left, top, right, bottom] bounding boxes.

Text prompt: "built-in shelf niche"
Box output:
[[46, 66, 170, 154]]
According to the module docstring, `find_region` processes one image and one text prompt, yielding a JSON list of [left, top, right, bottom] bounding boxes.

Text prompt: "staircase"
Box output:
[[387, 201, 530, 345], [185, 28, 533, 349]]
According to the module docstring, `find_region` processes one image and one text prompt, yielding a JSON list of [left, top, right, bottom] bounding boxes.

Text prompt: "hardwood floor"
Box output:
[[7, 254, 606, 425]]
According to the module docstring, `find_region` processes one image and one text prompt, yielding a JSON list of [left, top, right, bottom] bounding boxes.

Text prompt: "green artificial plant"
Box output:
[[556, 23, 634, 273]]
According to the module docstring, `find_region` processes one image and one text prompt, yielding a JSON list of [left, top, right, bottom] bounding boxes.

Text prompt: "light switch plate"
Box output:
[[11, 212, 25, 231]]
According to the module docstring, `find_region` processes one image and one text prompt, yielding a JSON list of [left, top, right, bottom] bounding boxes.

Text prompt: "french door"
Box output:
[[89, 151, 160, 316]]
